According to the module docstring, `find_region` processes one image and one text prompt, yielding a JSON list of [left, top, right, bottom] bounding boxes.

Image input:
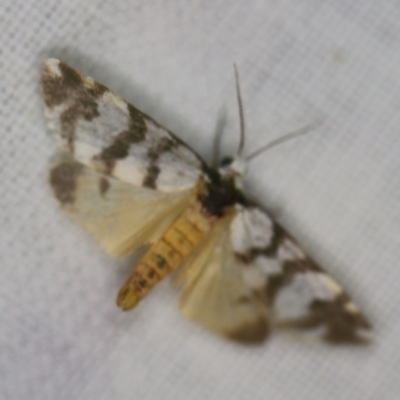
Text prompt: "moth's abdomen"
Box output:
[[116, 200, 214, 310]]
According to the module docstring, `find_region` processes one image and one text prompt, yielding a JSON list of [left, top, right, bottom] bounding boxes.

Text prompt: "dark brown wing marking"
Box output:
[[231, 207, 372, 344], [42, 59, 205, 192], [42, 61, 107, 153]]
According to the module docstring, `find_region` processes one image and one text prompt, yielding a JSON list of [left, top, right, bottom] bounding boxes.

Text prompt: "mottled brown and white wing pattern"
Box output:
[[42, 59, 205, 192], [49, 155, 193, 257], [177, 215, 270, 343], [178, 206, 371, 344], [231, 207, 372, 344]]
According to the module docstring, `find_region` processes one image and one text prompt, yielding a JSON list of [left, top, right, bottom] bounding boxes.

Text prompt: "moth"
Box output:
[[42, 58, 371, 343]]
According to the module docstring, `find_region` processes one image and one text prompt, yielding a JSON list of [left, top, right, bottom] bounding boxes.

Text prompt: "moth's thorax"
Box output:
[[197, 156, 248, 216], [200, 176, 245, 217]]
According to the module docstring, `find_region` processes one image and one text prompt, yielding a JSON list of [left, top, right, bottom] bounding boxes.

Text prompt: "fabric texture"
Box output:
[[1, 1, 399, 399]]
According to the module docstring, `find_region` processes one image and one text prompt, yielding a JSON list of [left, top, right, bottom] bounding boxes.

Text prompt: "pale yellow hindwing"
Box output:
[[49, 156, 192, 257], [177, 217, 270, 343]]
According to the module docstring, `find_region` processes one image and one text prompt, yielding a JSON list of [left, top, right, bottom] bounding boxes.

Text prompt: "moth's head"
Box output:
[[218, 156, 246, 176], [218, 156, 247, 188]]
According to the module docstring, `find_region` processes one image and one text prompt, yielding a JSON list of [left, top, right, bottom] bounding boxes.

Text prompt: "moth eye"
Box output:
[[220, 156, 233, 167]]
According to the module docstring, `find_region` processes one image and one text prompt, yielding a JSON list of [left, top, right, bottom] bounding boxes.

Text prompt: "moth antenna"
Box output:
[[245, 119, 323, 162], [234, 64, 246, 157], [211, 106, 228, 168]]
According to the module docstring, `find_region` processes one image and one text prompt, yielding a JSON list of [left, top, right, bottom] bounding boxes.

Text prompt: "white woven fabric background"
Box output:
[[1, 1, 399, 399]]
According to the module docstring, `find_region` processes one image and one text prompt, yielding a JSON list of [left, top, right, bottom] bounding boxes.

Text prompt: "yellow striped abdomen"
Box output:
[[116, 199, 215, 310]]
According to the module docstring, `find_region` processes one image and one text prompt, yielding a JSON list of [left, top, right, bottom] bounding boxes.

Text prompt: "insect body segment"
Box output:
[[117, 180, 218, 310]]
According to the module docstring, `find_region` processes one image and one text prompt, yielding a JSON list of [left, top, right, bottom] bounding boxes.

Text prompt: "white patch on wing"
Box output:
[[318, 274, 343, 296], [274, 272, 338, 320], [45, 105, 62, 132], [254, 256, 283, 275], [103, 90, 129, 110], [45, 58, 62, 76], [74, 142, 103, 166], [344, 301, 360, 314], [230, 208, 274, 255], [75, 98, 131, 156], [278, 238, 305, 261], [112, 161, 147, 188]]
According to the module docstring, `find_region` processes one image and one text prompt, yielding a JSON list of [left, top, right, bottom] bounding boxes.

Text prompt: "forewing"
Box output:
[[42, 59, 204, 192], [49, 156, 192, 257], [178, 217, 270, 343], [231, 207, 372, 344]]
